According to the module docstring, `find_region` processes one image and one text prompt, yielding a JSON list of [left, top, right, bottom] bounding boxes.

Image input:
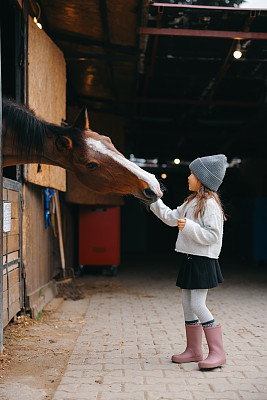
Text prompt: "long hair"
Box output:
[[184, 185, 227, 221]]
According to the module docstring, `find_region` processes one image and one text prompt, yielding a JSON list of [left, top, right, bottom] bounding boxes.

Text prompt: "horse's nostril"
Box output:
[[144, 188, 157, 199]]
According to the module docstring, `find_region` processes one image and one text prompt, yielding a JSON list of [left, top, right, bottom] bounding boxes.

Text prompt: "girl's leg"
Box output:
[[190, 289, 216, 327], [182, 289, 199, 324], [189, 290, 226, 369], [172, 290, 203, 363]]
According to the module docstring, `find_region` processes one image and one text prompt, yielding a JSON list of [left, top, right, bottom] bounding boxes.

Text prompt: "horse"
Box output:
[[2, 99, 162, 203]]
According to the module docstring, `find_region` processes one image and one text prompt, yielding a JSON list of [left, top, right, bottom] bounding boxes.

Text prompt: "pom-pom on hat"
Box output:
[[189, 154, 227, 192]]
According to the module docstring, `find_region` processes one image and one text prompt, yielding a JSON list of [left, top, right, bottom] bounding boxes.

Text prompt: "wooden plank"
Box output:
[[11, 201, 19, 219], [3, 189, 7, 201], [27, 163, 50, 188], [3, 299, 21, 328], [9, 284, 20, 305], [26, 16, 66, 192], [11, 218, 19, 234], [3, 251, 19, 265], [3, 269, 20, 291], [5, 263, 19, 274], [3, 219, 19, 237], [2, 200, 20, 220], [27, 164, 66, 191], [3, 284, 20, 310], [7, 190, 19, 202], [3, 234, 19, 254], [49, 166, 66, 192]]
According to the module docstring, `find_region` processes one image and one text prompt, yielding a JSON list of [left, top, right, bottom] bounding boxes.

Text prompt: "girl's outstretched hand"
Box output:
[[177, 218, 186, 231]]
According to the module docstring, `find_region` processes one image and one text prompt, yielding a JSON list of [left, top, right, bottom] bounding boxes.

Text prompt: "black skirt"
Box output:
[[176, 253, 223, 290]]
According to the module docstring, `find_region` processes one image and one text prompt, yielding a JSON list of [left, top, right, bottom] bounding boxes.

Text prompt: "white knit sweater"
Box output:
[[150, 197, 224, 259]]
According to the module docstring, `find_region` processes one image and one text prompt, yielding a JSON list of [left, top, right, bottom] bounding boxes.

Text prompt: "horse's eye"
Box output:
[[86, 162, 99, 170]]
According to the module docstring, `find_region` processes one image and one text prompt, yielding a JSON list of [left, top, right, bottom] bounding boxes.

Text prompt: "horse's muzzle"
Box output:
[[143, 188, 159, 203]]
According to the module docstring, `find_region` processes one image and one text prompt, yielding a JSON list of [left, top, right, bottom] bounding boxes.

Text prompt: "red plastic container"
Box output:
[[79, 206, 120, 266]]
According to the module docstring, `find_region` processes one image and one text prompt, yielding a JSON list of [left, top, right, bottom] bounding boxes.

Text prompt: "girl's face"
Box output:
[[188, 171, 202, 192]]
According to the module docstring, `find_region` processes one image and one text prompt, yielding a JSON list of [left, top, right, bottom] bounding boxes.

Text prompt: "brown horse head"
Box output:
[[54, 107, 163, 203], [2, 99, 162, 203]]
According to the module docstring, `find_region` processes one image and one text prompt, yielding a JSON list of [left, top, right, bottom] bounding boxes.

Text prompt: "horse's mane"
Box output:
[[2, 98, 84, 161]]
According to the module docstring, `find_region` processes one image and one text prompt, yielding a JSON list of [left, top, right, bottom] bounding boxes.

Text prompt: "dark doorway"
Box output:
[[0, 0, 25, 181]]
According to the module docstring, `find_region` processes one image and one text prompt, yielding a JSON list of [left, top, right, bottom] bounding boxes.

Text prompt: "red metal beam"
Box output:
[[139, 27, 267, 40], [151, 3, 266, 12]]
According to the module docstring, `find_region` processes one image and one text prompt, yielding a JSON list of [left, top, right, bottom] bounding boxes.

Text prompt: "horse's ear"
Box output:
[[55, 136, 73, 153], [73, 106, 90, 130]]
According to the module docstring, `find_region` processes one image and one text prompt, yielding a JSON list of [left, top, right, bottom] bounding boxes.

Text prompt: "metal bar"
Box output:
[[149, 56, 267, 62], [6, 191, 10, 322], [0, 25, 3, 354], [139, 27, 267, 40], [150, 3, 266, 12], [3, 260, 21, 270], [19, 185, 23, 308]]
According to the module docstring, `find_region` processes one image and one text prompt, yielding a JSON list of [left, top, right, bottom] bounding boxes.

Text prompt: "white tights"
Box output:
[[182, 289, 214, 324]]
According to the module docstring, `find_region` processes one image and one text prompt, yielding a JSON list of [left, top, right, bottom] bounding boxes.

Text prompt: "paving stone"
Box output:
[[52, 256, 267, 400]]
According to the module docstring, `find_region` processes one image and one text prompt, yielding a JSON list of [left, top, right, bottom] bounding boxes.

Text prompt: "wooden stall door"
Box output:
[[2, 178, 23, 327]]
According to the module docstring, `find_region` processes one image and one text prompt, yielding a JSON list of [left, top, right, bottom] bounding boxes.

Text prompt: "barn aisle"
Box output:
[[52, 254, 267, 400]]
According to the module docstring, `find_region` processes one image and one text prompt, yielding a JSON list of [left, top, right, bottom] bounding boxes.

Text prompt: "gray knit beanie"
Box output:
[[189, 154, 227, 192]]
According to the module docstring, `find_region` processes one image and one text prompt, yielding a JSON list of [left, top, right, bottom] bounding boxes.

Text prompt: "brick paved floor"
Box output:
[[52, 254, 267, 400]]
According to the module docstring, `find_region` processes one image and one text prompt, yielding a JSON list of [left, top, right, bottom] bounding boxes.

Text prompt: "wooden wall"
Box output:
[[26, 16, 66, 191], [23, 17, 67, 316]]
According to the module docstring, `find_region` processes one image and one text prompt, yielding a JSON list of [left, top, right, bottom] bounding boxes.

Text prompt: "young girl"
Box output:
[[150, 154, 227, 369]]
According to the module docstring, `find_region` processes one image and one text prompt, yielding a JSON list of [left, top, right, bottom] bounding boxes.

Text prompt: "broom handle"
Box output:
[[54, 191, 66, 275]]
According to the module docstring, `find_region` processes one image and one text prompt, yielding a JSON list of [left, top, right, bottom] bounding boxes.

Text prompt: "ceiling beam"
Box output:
[[65, 53, 136, 62], [139, 27, 267, 40], [51, 31, 136, 54], [76, 93, 267, 108], [132, 97, 267, 107], [150, 3, 265, 12]]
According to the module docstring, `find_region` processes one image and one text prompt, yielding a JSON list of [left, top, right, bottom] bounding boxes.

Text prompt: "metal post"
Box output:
[[0, 26, 3, 354]]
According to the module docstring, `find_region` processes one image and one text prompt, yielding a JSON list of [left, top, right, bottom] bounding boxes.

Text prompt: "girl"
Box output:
[[150, 154, 227, 369]]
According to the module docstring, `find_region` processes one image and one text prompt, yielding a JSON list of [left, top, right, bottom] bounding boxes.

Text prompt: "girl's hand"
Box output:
[[177, 218, 186, 231]]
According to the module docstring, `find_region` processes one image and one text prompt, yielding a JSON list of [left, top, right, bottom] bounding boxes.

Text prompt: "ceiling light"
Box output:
[[32, 1, 42, 29], [161, 173, 167, 179], [174, 158, 181, 165], [233, 40, 242, 59], [34, 16, 42, 29]]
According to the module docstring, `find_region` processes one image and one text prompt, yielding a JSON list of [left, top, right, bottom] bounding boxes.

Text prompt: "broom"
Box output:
[[54, 191, 84, 300]]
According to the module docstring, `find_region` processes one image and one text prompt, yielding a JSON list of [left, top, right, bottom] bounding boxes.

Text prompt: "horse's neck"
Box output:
[[2, 120, 70, 169]]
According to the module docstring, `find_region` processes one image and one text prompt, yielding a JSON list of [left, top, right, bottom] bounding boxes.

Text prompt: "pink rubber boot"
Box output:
[[172, 324, 203, 363], [198, 325, 226, 369]]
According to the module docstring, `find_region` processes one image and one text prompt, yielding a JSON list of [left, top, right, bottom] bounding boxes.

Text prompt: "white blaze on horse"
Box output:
[[2, 99, 162, 203]]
